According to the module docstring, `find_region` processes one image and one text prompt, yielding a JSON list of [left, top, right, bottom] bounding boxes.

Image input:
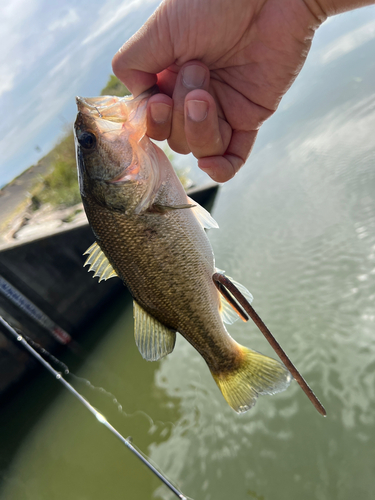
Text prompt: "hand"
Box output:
[[112, 0, 328, 182]]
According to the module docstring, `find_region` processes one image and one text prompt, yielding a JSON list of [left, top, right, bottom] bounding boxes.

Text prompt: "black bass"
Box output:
[[74, 89, 291, 413]]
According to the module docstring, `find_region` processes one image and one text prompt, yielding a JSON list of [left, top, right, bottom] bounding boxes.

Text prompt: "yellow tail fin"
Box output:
[[211, 346, 292, 413]]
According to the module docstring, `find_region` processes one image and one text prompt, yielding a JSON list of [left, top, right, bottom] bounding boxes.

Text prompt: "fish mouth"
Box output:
[[76, 95, 130, 123], [76, 85, 159, 124]]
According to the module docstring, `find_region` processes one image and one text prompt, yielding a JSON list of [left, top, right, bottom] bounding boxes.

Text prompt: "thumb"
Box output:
[[112, 10, 175, 97]]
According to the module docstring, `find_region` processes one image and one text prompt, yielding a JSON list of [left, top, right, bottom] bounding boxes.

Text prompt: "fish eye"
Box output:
[[77, 131, 96, 150]]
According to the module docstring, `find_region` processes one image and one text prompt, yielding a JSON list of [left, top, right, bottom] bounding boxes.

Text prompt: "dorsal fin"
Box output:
[[187, 197, 219, 229], [216, 269, 253, 323], [83, 242, 118, 282], [133, 301, 176, 361]]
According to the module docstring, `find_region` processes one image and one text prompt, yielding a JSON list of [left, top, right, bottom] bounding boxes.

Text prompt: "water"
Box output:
[[1, 7, 375, 500]]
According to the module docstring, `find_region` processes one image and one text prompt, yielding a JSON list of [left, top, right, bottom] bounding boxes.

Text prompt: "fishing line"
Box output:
[[14, 325, 176, 434], [0, 315, 191, 500], [69, 373, 176, 435]]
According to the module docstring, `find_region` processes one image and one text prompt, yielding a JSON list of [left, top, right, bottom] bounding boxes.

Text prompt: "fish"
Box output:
[[73, 88, 292, 413]]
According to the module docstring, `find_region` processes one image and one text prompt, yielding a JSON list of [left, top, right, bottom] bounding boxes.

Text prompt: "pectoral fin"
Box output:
[[150, 203, 196, 214], [133, 301, 176, 361], [187, 197, 219, 229], [83, 242, 118, 282], [148, 197, 218, 230]]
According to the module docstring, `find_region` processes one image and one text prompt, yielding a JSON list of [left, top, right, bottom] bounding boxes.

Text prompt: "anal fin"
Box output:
[[133, 301, 176, 361], [215, 269, 253, 323]]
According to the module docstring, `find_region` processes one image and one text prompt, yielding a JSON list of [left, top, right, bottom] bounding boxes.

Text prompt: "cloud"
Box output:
[[0, 0, 40, 96], [0, 1, 153, 165], [0, 70, 16, 95], [321, 19, 375, 64], [81, 0, 157, 45], [0, 4, 76, 97], [48, 53, 72, 78], [48, 7, 79, 31], [0, 0, 160, 186], [0, 61, 84, 165]]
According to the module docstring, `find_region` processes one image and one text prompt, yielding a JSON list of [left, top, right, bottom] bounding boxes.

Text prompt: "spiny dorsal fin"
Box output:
[[83, 242, 118, 282], [216, 269, 253, 324], [133, 301, 176, 361], [187, 196, 219, 230]]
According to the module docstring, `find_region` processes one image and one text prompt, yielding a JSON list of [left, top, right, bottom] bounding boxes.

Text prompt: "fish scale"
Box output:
[[84, 197, 227, 361]]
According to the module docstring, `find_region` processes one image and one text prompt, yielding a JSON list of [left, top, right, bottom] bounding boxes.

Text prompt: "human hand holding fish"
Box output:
[[74, 89, 325, 415], [112, 0, 375, 183]]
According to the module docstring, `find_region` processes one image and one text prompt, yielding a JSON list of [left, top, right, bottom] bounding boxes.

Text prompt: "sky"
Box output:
[[0, 1, 374, 189], [0, 0, 159, 188]]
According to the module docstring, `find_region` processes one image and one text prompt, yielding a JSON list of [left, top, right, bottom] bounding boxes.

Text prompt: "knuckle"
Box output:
[[189, 133, 224, 158], [150, 129, 169, 141], [168, 137, 191, 155]]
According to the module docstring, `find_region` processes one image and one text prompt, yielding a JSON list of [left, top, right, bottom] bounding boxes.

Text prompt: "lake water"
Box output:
[[1, 6, 375, 500]]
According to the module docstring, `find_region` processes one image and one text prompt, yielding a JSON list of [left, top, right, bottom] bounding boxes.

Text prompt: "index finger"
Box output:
[[112, 17, 175, 96]]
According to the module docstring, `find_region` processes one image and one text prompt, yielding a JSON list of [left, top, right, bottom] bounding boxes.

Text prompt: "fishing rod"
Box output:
[[0, 315, 191, 500]]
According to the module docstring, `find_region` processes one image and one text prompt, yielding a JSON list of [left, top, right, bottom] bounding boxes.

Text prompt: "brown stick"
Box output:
[[213, 273, 326, 417]]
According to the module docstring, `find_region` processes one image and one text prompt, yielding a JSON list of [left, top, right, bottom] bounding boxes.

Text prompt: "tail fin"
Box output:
[[211, 345, 292, 413]]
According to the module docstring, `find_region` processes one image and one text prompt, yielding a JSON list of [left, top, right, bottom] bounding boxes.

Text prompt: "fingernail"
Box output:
[[182, 65, 206, 89], [186, 100, 208, 122], [150, 102, 171, 124]]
